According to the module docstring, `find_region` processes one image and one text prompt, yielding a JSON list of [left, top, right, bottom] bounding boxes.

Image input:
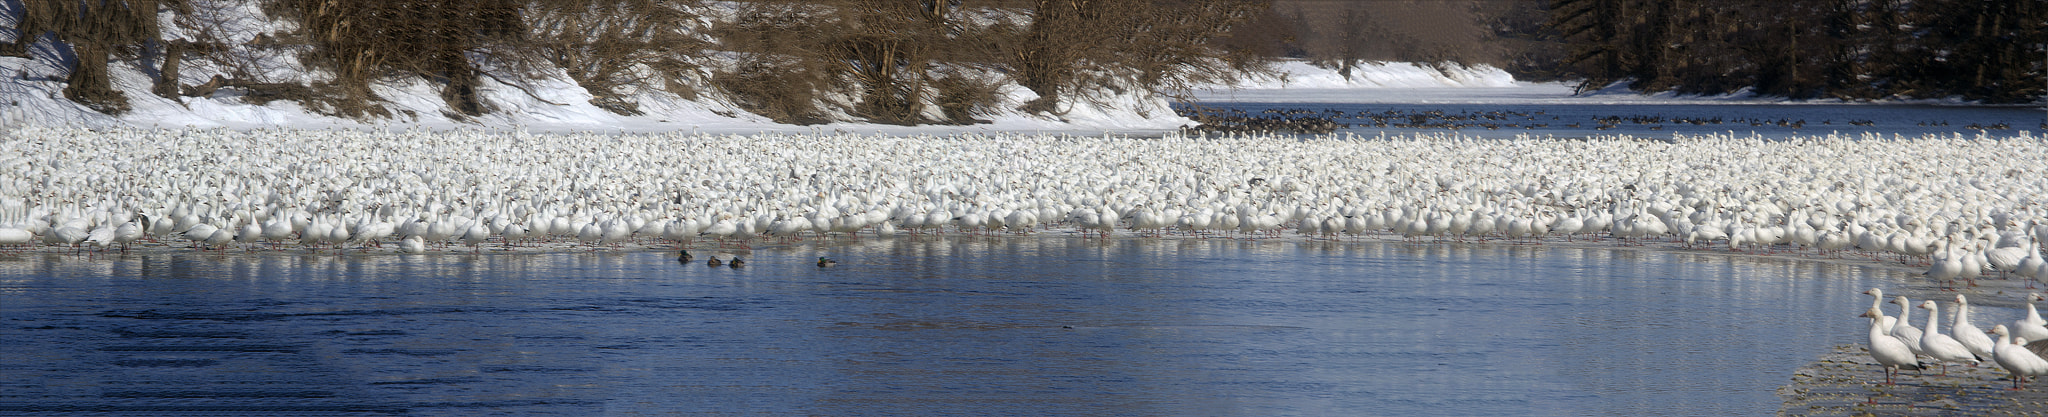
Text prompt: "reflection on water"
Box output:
[[0, 238, 1934, 415], [1190, 101, 2042, 140]]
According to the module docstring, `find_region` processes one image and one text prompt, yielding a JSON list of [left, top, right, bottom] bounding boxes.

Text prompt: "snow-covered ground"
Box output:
[[0, 54, 1192, 135], [7, 40, 2027, 133], [1190, 60, 2029, 106], [0, 29, 1563, 133]]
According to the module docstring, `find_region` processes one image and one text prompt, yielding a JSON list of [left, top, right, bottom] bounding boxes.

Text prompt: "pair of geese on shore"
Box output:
[[674, 250, 839, 268], [1860, 288, 2048, 389]]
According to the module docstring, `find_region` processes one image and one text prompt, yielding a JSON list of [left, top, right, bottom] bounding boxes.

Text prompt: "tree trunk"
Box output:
[[155, 41, 186, 99], [64, 42, 131, 114], [439, 51, 483, 117]]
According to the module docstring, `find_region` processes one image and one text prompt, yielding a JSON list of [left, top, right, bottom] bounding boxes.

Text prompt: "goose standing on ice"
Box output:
[[1861, 288, 1897, 331], [1952, 294, 1997, 360], [1989, 325, 2048, 390], [1988, 239, 2033, 279], [1927, 242, 1965, 290], [1918, 300, 1982, 375], [460, 219, 491, 252], [0, 197, 34, 247], [2014, 241, 2046, 288], [1861, 307, 1922, 385], [111, 219, 142, 251], [2014, 293, 2048, 343], [1890, 296, 1926, 356]]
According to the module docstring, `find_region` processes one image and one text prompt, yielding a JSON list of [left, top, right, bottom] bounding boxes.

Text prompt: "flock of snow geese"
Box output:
[[1860, 289, 2048, 390], [0, 126, 2042, 275]]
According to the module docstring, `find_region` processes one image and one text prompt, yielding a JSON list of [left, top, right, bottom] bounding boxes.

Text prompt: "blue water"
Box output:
[[1184, 102, 2044, 139], [0, 238, 1933, 415]]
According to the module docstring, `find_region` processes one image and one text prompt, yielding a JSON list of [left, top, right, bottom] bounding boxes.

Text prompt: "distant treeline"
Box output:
[[1247, 0, 2045, 103], [1230, 1, 1563, 81], [4, 0, 1267, 124], [6, 0, 2043, 124], [1548, 0, 2047, 103]]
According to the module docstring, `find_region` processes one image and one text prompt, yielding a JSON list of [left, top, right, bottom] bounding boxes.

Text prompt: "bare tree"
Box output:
[[269, 0, 524, 117], [523, 0, 708, 115], [9, 0, 188, 114]]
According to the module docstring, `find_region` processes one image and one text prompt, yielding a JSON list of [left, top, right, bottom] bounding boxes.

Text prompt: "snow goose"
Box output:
[[1918, 300, 1982, 375], [0, 197, 34, 247], [234, 221, 262, 249], [111, 219, 141, 251], [1889, 296, 1926, 355], [460, 219, 491, 252], [1989, 325, 2048, 390], [182, 222, 221, 249], [1861, 288, 1897, 331], [1927, 242, 1965, 290], [701, 215, 738, 240], [576, 221, 604, 246], [1861, 307, 1922, 385], [298, 217, 331, 249], [84, 222, 118, 251], [2013, 293, 2048, 343], [2015, 241, 2046, 287], [1818, 231, 1855, 257], [327, 215, 353, 249], [398, 235, 426, 253], [202, 225, 236, 250], [599, 217, 632, 246], [1990, 242, 2032, 279], [1952, 294, 1997, 360]]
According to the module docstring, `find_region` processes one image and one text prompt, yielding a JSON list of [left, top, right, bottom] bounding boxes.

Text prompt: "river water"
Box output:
[[1188, 87, 2045, 139], [0, 237, 1938, 415]]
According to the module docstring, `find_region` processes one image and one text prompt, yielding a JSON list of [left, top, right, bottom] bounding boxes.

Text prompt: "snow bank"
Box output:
[[1187, 59, 1560, 104], [1222, 60, 1519, 90], [0, 21, 1192, 135]]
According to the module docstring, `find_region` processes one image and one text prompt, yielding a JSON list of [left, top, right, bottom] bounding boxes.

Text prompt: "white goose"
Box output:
[[1989, 324, 2048, 390], [2017, 242, 2047, 287], [397, 235, 427, 253], [1952, 294, 1997, 360], [1889, 296, 1926, 356], [1989, 241, 2033, 279], [1861, 307, 1922, 385], [1861, 288, 1897, 331], [111, 219, 142, 251], [2017, 293, 2048, 343], [1918, 300, 1982, 375], [1926, 242, 1965, 290], [0, 197, 34, 247]]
